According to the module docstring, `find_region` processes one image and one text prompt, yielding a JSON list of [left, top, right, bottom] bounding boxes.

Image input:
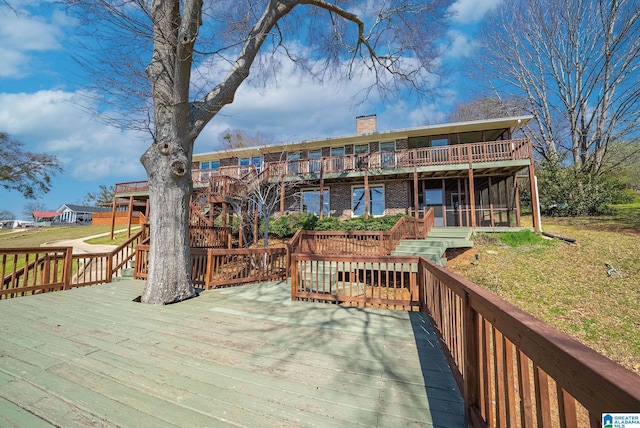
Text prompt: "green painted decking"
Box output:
[[0, 280, 464, 427]]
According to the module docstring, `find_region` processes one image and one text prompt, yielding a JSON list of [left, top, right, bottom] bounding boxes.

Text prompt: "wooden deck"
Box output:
[[0, 279, 464, 427]]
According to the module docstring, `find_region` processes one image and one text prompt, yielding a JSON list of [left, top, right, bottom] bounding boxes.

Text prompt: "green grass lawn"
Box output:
[[449, 193, 640, 374], [0, 225, 114, 248]]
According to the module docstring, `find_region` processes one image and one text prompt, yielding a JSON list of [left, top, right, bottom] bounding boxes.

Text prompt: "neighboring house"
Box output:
[[112, 115, 541, 234], [56, 204, 110, 224], [0, 219, 35, 229], [32, 211, 60, 226]]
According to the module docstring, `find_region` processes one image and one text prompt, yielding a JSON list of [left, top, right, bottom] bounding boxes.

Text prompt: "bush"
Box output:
[[263, 213, 318, 238], [314, 216, 342, 231], [537, 157, 630, 216]]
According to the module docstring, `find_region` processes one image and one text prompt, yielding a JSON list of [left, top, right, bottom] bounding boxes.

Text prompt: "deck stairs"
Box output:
[[391, 227, 474, 267]]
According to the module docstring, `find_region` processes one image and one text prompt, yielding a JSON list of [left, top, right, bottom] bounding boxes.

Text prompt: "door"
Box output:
[[450, 193, 466, 226], [425, 189, 444, 227]]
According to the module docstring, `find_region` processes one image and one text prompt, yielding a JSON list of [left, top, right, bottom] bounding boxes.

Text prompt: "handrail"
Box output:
[[115, 139, 531, 200], [291, 252, 640, 425]]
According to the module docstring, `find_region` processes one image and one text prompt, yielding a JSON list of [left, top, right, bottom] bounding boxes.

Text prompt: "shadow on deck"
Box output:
[[0, 279, 464, 427]]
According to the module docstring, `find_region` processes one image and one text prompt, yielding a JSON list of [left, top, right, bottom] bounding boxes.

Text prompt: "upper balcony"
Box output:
[[114, 138, 533, 198], [191, 138, 533, 185]]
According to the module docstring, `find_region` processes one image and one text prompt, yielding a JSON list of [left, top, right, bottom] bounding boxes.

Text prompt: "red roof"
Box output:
[[32, 211, 60, 219]]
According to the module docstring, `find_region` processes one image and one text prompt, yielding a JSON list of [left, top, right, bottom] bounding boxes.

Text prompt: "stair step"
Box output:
[[428, 227, 473, 239]]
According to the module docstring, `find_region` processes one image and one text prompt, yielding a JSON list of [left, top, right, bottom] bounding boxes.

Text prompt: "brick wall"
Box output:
[[331, 183, 352, 220], [395, 138, 408, 150], [384, 180, 410, 215], [356, 115, 377, 134]]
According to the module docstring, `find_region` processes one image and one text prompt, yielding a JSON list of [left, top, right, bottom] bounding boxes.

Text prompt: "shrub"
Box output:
[[314, 216, 342, 231], [537, 157, 630, 216], [263, 213, 318, 238]]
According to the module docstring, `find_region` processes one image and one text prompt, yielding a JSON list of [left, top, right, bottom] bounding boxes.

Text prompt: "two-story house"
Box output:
[[190, 114, 540, 231]]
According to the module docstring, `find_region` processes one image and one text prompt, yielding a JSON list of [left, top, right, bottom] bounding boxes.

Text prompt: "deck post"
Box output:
[[319, 163, 325, 220], [253, 202, 259, 244], [513, 174, 521, 227], [468, 159, 477, 228], [529, 164, 542, 232], [126, 196, 134, 239], [279, 177, 285, 215], [109, 196, 117, 240], [488, 177, 495, 227], [364, 169, 370, 220], [413, 167, 419, 219]]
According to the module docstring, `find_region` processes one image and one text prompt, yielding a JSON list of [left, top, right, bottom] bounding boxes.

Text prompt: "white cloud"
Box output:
[[192, 50, 443, 152], [448, 0, 502, 24], [445, 30, 481, 59], [0, 3, 66, 78], [0, 90, 147, 182]]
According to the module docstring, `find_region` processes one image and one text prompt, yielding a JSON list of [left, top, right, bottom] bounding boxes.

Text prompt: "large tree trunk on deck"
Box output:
[[140, 139, 196, 304]]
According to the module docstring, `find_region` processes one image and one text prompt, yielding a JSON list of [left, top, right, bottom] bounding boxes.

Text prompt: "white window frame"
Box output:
[[351, 184, 385, 217], [301, 187, 330, 216]]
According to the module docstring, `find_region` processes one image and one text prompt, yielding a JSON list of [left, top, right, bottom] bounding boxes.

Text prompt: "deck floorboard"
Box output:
[[0, 279, 464, 427]]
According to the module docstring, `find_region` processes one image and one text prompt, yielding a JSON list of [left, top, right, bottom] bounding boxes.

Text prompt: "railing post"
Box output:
[[290, 254, 298, 301], [463, 291, 480, 426], [106, 254, 113, 283], [63, 248, 73, 290], [205, 249, 213, 289]]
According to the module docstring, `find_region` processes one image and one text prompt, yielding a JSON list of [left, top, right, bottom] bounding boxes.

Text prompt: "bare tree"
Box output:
[[65, 0, 452, 304], [0, 210, 15, 221], [476, 0, 640, 172], [21, 202, 49, 219], [0, 133, 62, 199], [219, 129, 273, 151], [448, 97, 522, 122]]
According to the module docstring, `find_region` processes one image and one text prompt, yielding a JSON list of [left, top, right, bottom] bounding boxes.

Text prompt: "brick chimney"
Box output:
[[356, 114, 377, 134]]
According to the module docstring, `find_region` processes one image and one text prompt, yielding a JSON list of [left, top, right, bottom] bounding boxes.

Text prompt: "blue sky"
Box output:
[[0, 0, 502, 217]]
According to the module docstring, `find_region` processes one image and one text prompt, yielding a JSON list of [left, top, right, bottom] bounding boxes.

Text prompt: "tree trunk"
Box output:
[[140, 141, 196, 305]]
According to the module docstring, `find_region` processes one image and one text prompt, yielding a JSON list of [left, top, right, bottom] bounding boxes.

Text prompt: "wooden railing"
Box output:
[[189, 226, 231, 248], [285, 208, 434, 265], [0, 229, 145, 299], [291, 254, 418, 311], [134, 246, 287, 289], [417, 258, 640, 426], [114, 180, 149, 194], [291, 253, 640, 426], [1, 247, 72, 299], [116, 140, 531, 202], [205, 248, 287, 288]]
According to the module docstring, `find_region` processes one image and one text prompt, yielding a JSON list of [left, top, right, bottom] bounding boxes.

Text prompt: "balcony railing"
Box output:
[[193, 138, 532, 184], [116, 139, 532, 198]]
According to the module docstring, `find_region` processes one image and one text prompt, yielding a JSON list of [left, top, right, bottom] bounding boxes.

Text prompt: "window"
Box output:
[[199, 160, 219, 181], [309, 149, 322, 173], [239, 157, 250, 166], [430, 137, 449, 147], [354, 144, 369, 154], [330, 146, 345, 171], [302, 188, 330, 216], [287, 152, 300, 174], [352, 185, 385, 216], [379, 141, 395, 168], [354, 144, 369, 169], [251, 156, 261, 173]]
